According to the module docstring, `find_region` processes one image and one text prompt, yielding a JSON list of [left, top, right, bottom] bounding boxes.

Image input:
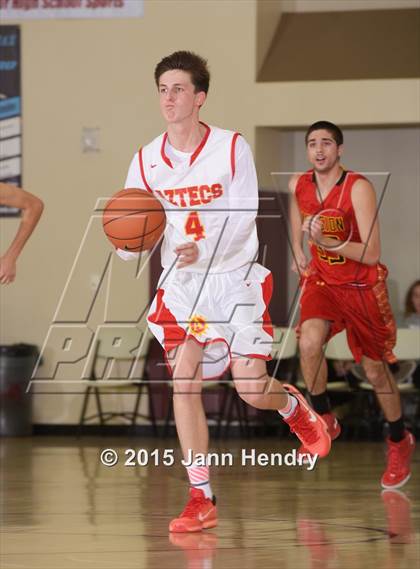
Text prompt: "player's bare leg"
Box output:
[[299, 318, 330, 394], [361, 356, 415, 489], [231, 357, 331, 458], [231, 357, 288, 409], [361, 356, 401, 422], [169, 339, 208, 459], [297, 318, 341, 454], [167, 339, 217, 532]]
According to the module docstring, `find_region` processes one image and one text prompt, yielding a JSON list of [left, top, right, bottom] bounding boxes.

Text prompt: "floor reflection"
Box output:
[[295, 490, 415, 569], [297, 518, 337, 569], [169, 532, 218, 569], [381, 489, 413, 544]]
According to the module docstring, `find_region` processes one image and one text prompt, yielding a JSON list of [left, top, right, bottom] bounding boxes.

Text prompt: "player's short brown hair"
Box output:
[[305, 121, 344, 146], [154, 51, 210, 94]]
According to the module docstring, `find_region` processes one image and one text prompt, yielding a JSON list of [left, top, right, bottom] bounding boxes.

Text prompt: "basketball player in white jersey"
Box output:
[[118, 51, 331, 533]]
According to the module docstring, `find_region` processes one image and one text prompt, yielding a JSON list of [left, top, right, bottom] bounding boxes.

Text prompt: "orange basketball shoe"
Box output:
[[381, 431, 415, 489], [298, 413, 341, 461], [282, 384, 331, 458], [169, 488, 217, 533]]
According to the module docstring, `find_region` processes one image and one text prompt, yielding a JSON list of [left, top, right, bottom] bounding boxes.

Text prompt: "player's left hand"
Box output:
[[0, 254, 17, 284], [175, 242, 199, 268], [302, 214, 323, 245]]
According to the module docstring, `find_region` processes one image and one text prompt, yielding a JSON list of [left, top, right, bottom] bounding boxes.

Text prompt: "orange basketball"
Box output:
[[102, 188, 166, 252]]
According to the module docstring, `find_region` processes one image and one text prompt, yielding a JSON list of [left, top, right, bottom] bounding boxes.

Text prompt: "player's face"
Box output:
[[158, 70, 206, 124], [306, 129, 343, 173], [412, 284, 420, 314]]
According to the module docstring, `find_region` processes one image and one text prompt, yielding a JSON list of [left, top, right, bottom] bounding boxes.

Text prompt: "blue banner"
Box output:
[[0, 25, 21, 216], [0, 96, 21, 120]]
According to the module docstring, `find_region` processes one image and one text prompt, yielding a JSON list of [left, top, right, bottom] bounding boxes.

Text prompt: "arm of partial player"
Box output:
[[0, 183, 44, 284]]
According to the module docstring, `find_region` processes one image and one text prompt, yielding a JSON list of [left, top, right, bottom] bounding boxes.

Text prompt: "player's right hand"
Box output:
[[291, 251, 308, 275], [0, 254, 16, 284]]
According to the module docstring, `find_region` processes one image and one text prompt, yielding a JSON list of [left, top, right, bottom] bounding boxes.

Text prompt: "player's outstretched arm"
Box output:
[[288, 174, 308, 275], [0, 183, 44, 284]]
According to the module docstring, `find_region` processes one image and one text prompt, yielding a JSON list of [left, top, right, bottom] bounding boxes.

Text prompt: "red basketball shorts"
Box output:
[[298, 275, 396, 363]]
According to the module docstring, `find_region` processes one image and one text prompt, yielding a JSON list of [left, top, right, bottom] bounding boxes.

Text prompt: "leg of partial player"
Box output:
[[231, 357, 331, 458], [361, 356, 415, 489], [168, 339, 217, 533]]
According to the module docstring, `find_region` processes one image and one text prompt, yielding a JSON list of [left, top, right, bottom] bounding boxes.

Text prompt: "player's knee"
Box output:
[[299, 334, 323, 359], [172, 361, 202, 395], [363, 363, 387, 389], [170, 357, 201, 383], [234, 379, 267, 409], [236, 391, 265, 409], [172, 378, 202, 397]]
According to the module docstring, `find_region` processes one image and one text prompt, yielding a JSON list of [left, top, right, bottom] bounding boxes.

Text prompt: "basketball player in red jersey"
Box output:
[[119, 53, 331, 532], [289, 121, 415, 489], [0, 182, 44, 284]]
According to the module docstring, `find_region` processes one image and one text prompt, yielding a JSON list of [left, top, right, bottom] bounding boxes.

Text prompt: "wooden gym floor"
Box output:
[[1, 436, 419, 569]]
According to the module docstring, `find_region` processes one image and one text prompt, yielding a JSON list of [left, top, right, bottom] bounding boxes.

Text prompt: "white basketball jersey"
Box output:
[[123, 123, 259, 273]]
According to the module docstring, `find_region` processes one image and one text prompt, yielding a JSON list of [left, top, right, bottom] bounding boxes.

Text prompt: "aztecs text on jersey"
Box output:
[[295, 169, 380, 286], [124, 123, 259, 273]]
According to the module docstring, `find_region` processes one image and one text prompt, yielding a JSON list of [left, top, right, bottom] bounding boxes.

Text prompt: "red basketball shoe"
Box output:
[[381, 431, 415, 489], [169, 488, 217, 533], [298, 413, 341, 461], [282, 384, 331, 458]]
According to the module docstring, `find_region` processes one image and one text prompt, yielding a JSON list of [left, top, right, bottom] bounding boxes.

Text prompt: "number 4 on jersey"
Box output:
[[185, 211, 205, 241]]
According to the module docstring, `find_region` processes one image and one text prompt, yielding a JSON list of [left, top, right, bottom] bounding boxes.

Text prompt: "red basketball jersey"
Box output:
[[295, 169, 381, 286]]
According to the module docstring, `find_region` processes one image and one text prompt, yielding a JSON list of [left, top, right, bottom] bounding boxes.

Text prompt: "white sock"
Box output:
[[186, 462, 213, 500], [278, 394, 298, 419]]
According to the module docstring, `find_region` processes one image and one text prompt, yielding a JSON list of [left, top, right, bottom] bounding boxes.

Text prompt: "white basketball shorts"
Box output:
[[147, 263, 274, 380]]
